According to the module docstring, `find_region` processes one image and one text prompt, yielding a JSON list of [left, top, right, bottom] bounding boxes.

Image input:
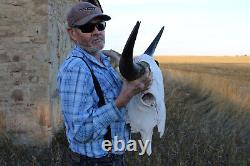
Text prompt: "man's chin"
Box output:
[[87, 46, 104, 55], [93, 40, 104, 47], [93, 43, 105, 51]]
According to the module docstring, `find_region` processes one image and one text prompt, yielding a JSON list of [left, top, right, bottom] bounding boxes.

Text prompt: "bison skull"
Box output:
[[119, 21, 166, 155]]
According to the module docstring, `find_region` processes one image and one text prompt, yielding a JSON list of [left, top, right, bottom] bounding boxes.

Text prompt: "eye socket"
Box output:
[[138, 61, 151, 71], [155, 60, 159, 66], [141, 92, 156, 107]]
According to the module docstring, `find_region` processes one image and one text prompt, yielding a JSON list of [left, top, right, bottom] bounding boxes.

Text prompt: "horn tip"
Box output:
[[136, 21, 141, 26]]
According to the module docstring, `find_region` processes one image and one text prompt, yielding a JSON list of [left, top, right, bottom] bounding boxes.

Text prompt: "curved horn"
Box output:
[[119, 21, 146, 81], [144, 26, 165, 56]]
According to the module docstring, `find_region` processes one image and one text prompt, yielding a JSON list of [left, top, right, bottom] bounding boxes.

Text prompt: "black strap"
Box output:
[[72, 56, 112, 142]]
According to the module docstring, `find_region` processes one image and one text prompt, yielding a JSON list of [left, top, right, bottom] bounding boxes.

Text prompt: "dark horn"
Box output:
[[144, 26, 164, 56], [119, 21, 146, 81]]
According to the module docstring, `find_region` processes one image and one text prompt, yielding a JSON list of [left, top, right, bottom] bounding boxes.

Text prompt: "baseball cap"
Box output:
[[67, 2, 111, 27]]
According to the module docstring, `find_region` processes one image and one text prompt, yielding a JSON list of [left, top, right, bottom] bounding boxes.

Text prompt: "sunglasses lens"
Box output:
[[78, 24, 95, 33], [78, 22, 106, 33], [96, 22, 106, 31]]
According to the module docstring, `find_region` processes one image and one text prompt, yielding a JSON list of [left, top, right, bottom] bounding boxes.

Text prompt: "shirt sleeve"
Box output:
[[58, 64, 123, 143]]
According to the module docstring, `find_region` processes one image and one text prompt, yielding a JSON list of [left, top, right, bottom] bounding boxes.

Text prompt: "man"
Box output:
[[57, 2, 152, 166]]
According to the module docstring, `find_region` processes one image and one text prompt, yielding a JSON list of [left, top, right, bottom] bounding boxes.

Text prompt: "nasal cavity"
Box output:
[[141, 93, 156, 107]]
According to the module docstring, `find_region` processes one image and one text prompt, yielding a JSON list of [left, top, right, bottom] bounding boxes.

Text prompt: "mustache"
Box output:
[[92, 34, 104, 40], [92, 37, 104, 43]]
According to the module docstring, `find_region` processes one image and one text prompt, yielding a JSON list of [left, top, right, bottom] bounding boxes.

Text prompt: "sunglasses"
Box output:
[[77, 22, 106, 33]]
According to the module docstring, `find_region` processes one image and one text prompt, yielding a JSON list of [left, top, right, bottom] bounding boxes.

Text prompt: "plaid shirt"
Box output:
[[57, 45, 130, 158]]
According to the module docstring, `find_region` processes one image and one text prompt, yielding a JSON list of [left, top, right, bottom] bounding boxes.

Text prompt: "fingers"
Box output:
[[102, 49, 121, 60], [122, 67, 153, 97], [143, 69, 153, 85], [136, 69, 152, 92], [138, 68, 150, 81]]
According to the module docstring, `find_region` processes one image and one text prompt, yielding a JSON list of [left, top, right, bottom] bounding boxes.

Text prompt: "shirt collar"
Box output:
[[71, 44, 110, 68]]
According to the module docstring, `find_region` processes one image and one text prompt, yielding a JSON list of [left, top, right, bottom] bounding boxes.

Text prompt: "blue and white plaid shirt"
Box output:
[[57, 45, 130, 158]]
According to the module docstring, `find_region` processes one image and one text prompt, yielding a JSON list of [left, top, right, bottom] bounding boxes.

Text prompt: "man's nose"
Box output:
[[92, 26, 104, 34], [92, 27, 101, 33]]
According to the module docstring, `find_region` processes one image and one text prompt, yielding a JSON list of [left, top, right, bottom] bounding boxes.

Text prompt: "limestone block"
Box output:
[[11, 89, 24, 102], [0, 112, 6, 130], [14, 37, 31, 43], [5, 110, 51, 145], [0, 26, 16, 37], [7, 62, 26, 73], [0, 0, 79, 146], [0, 51, 10, 63]]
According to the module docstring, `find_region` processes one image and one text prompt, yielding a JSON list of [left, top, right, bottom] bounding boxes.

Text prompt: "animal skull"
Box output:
[[119, 21, 166, 155]]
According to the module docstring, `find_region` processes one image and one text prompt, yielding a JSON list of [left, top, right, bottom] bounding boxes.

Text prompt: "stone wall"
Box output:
[[0, 0, 77, 146], [48, 0, 77, 136]]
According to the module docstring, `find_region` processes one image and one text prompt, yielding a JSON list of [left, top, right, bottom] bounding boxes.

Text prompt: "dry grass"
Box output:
[[0, 128, 69, 166], [164, 63, 250, 109], [155, 55, 250, 64], [1, 56, 250, 165]]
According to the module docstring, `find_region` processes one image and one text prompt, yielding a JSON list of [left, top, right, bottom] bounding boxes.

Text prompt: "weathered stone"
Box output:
[[37, 102, 51, 127], [14, 37, 31, 43], [0, 26, 16, 37], [5, 0, 30, 6], [0, 112, 6, 130], [8, 62, 26, 73], [0, 52, 10, 63], [12, 73, 23, 85], [0, 0, 77, 146], [5, 109, 51, 145], [12, 55, 20, 62], [28, 75, 39, 83], [11, 89, 24, 102], [28, 85, 48, 106]]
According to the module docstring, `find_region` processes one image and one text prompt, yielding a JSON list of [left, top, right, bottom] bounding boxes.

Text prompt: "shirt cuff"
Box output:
[[94, 100, 124, 128]]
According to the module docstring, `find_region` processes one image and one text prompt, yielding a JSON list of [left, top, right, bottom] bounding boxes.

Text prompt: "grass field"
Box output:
[[155, 55, 250, 64], [0, 56, 250, 165]]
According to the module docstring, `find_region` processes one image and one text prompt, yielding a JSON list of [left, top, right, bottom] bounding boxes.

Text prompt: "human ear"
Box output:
[[67, 28, 78, 42]]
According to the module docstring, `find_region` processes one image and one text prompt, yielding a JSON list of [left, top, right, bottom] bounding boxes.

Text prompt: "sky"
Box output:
[[101, 0, 250, 56]]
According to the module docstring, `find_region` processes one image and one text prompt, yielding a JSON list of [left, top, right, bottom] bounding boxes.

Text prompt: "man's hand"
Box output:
[[115, 69, 152, 108], [102, 49, 121, 69]]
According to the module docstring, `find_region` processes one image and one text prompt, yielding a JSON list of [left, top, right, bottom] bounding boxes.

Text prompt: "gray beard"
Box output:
[[85, 47, 103, 56]]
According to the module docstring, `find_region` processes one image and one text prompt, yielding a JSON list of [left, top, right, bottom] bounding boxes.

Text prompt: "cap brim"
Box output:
[[75, 14, 111, 26]]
